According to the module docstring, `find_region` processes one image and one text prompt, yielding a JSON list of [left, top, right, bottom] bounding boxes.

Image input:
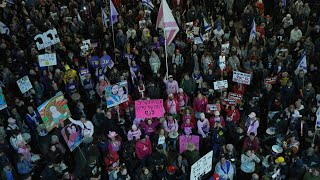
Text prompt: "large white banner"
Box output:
[[232, 71, 251, 85], [34, 28, 60, 50], [213, 80, 228, 90], [16, 76, 33, 94], [190, 150, 213, 180], [38, 53, 57, 67]]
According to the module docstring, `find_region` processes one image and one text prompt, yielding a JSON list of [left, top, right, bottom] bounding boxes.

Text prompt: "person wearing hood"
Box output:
[[135, 134, 152, 167], [197, 113, 210, 138], [149, 50, 161, 74]]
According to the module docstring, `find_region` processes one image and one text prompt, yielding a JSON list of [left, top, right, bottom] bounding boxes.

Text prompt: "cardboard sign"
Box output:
[[228, 92, 243, 104], [190, 150, 213, 180], [38, 53, 57, 67], [0, 87, 7, 111], [16, 76, 33, 94], [106, 81, 129, 108], [213, 80, 228, 90], [219, 55, 226, 70], [34, 28, 60, 50], [232, 71, 251, 85], [206, 104, 221, 114], [89, 55, 100, 68], [139, 20, 146, 29], [179, 135, 200, 153], [135, 99, 164, 118], [264, 77, 277, 84], [38, 92, 71, 132], [61, 123, 83, 152]]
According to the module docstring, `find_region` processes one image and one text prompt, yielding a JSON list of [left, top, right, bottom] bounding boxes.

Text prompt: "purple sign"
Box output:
[[89, 56, 100, 68], [100, 55, 111, 68]]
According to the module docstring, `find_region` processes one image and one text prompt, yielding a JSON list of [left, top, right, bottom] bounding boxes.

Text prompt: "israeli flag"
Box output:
[[0, 21, 9, 35], [101, 8, 109, 27], [142, 0, 154, 10], [203, 17, 211, 32], [294, 52, 307, 75], [249, 19, 256, 43]]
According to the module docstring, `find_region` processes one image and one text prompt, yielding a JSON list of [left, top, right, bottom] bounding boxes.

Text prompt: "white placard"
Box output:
[[194, 37, 203, 45], [38, 53, 57, 67], [82, 39, 91, 48], [213, 80, 228, 90], [219, 55, 226, 70], [221, 42, 230, 54], [16, 76, 33, 94], [190, 150, 213, 180], [34, 28, 60, 50], [139, 20, 146, 29], [232, 71, 252, 85]]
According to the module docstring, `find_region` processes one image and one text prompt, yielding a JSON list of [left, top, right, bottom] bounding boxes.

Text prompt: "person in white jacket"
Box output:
[[149, 50, 161, 74], [68, 116, 94, 137], [215, 155, 235, 180], [290, 26, 302, 44]]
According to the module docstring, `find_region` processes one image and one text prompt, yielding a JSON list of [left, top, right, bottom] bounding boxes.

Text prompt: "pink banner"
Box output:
[[135, 99, 164, 118], [179, 135, 200, 153]]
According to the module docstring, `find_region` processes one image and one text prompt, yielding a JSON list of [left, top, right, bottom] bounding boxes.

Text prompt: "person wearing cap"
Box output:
[[163, 74, 180, 95], [197, 113, 210, 138], [135, 134, 152, 167], [164, 93, 180, 115], [172, 49, 184, 67], [245, 112, 259, 136], [127, 124, 142, 141], [214, 155, 235, 180]]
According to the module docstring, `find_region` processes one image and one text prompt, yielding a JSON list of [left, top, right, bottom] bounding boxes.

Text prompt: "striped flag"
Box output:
[[156, 0, 179, 45], [101, 8, 109, 27], [0, 21, 9, 35], [203, 17, 211, 32], [110, 0, 118, 25], [249, 19, 256, 43], [142, 0, 154, 10], [294, 52, 307, 75]]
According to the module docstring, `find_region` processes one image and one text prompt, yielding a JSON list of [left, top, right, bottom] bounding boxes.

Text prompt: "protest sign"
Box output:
[[89, 55, 100, 68], [228, 92, 243, 104], [213, 80, 228, 90], [264, 77, 277, 84], [219, 55, 226, 70], [106, 81, 129, 108], [194, 37, 203, 45], [38, 53, 57, 67], [139, 20, 146, 29], [232, 71, 251, 85], [179, 135, 199, 153], [223, 98, 236, 105], [135, 99, 164, 118], [79, 68, 90, 86], [82, 39, 91, 47], [38, 92, 71, 132], [187, 31, 194, 43], [16, 76, 33, 94], [206, 104, 221, 114], [61, 123, 83, 152], [221, 42, 230, 54], [0, 87, 7, 111], [190, 150, 213, 180], [100, 55, 113, 68], [34, 28, 60, 50]]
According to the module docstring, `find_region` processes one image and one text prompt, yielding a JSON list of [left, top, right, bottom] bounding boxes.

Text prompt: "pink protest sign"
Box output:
[[135, 99, 164, 118], [179, 135, 200, 153]]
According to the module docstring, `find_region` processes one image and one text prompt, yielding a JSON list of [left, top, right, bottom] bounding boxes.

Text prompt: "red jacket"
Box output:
[[135, 138, 152, 159], [209, 116, 225, 128], [243, 137, 260, 152], [193, 97, 208, 112], [224, 108, 240, 123], [164, 99, 180, 114]]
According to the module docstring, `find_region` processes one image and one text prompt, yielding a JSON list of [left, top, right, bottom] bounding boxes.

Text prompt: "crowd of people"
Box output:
[[1, 0, 320, 179]]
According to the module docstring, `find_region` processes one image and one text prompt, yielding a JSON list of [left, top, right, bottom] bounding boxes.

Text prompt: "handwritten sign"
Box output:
[[206, 104, 221, 114], [228, 92, 243, 104], [232, 71, 251, 85], [179, 135, 199, 153], [135, 99, 164, 118], [213, 80, 228, 90], [264, 77, 277, 84], [16, 76, 33, 94], [34, 28, 60, 50], [190, 150, 213, 180], [38, 53, 57, 67]]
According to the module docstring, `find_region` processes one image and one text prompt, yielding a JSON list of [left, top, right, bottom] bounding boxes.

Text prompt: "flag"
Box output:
[[110, 0, 118, 25], [156, 0, 179, 45], [294, 52, 307, 75], [249, 19, 256, 43], [6, 0, 14, 4], [0, 21, 9, 35], [203, 17, 211, 32], [77, 13, 82, 21], [142, 0, 154, 10], [101, 8, 109, 27], [282, 0, 286, 8]]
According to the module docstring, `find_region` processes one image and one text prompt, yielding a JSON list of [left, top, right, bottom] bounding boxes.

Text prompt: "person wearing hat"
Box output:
[[172, 49, 184, 68], [197, 113, 210, 138], [135, 134, 152, 167], [163, 74, 179, 95], [214, 154, 235, 180], [177, 88, 189, 111], [182, 142, 200, 167], [164, 93, 180, 115], [245, 112, 259, 136], [127, 124, 142, 141]]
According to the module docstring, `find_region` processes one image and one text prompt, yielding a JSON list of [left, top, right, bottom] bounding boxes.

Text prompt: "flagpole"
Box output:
[[111, 23, 117, 62], [164, 33, 169, 77]]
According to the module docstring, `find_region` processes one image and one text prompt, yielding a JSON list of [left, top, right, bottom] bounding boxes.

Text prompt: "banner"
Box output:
[[213, 80, 228, 90], [232, 71, 251, 85], [100, 55, 114, 69], [135, 99, 164, 118], [61, 123, 83, 152], [106, 81, 129, 108], [38, 53, 57, 67], [34, 28, 60, 50], [190, 150, 213, 180], [89, 56, 100, 68], [16, 76, 33, 94], [228, 92, 243, 104], [206, 104, 221, 114], [264, 77, 277, 84], [0, 87, 7, 111], [37, 92, 71, 132], [179, 135, 199, 153]]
